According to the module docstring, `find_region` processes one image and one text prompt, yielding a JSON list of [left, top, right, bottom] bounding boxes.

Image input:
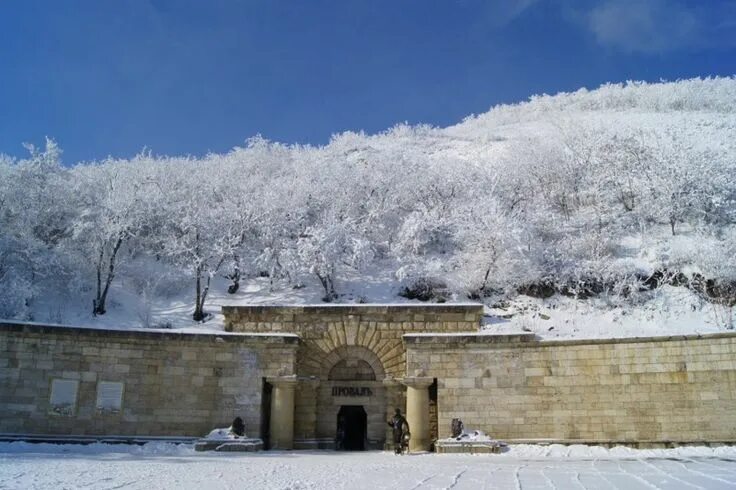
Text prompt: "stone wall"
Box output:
[[9, 305, 732, 447], [406, 332, 736, 444], [0, 322, 297, 438]]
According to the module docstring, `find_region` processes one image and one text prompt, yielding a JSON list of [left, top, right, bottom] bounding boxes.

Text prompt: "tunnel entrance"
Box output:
[[336, 405, 367, 451]]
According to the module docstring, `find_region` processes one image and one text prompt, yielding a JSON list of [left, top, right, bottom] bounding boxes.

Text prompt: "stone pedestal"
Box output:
[[194, 438, 264, 452], [402, 377, 433, 452], [267, 375, 297, 449]]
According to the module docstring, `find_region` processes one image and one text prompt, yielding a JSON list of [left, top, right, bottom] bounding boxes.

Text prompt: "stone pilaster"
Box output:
[[293, 377, 320, 449], [402, 376, 433, 452], [267, 375, 297, 449]]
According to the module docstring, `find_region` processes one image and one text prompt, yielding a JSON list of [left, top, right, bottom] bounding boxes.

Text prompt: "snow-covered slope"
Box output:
[[1, 78, 734, 337]]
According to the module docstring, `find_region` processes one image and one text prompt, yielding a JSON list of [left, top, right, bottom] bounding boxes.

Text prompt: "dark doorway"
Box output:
[[429, 378, 438, 452], [260, 379, 272, 449], [336, 405, 367, 451]]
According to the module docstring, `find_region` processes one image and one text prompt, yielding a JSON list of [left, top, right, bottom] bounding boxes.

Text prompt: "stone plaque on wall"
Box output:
[[96, 381, 124, 413], [49, 379, 79, 416]]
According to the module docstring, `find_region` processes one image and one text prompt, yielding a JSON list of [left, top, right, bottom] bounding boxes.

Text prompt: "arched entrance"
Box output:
[[313, 346, 387, 450]]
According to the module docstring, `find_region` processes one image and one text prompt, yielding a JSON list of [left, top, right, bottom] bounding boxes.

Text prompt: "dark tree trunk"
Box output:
[[93, 236, 124, 316], [192, 228, 205, 321], [227, 254, 240, 294], [193, 265, 211, 322], [479, 266, 492, 295], [317, 272, 337, 302], [193, 262, 205, 321], [93, 247, 104, 316]]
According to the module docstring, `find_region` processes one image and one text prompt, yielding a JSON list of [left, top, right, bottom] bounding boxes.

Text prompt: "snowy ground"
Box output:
[[2, 443, 736, 489], [21, 266, 735, 341], [481, 285, 734, 339], [16, 225, 735, 340], [9, 224, 730, 340]]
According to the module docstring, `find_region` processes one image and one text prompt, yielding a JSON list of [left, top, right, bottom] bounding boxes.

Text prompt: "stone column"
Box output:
[[267, 375, 297, 450], [402, 377, 433, 452]]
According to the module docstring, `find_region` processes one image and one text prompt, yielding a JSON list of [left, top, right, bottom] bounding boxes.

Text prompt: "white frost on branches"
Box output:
[[0, 78, 735, 327]]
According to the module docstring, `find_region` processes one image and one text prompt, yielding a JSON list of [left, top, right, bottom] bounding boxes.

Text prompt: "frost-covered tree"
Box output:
[[1, 77, 736, 323], [0, 139, 73, 318], [642, 131, 714, 235], [451, 195, 526, 297], [155, 160, 235, 321], [71, 160, 155, 315]]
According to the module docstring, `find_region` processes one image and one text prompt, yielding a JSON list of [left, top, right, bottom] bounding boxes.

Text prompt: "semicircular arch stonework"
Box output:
[[323, 345, 386, 381], [296, 321, 406, 379], [328, 358, 376, 380]]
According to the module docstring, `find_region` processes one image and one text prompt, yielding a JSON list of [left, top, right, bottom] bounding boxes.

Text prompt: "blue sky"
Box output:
[[1, 0, 735, 163]]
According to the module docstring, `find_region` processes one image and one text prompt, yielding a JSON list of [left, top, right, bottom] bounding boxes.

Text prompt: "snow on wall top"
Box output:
[[0, 320, 299, 342], [403, 330, 736, 347], [221, 302, 484, 310]]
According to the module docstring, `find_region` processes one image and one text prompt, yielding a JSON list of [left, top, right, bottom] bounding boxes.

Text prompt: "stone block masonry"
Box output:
[[224, 304, 483, 378], [0, 322, 298, 438], [5, 305, 736, 448], [405, 332, 736, 445]]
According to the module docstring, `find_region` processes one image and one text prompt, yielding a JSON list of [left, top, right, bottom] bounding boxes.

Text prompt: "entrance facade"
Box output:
[[223, 304, 484, 451], [312, 345, 389, 450]]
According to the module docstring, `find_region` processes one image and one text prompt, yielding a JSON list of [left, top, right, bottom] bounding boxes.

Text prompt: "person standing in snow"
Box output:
[[387, 408, 410, 454]]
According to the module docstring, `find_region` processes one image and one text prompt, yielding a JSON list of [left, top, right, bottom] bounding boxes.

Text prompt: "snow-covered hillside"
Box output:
[[1, 77, 735, 337]]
